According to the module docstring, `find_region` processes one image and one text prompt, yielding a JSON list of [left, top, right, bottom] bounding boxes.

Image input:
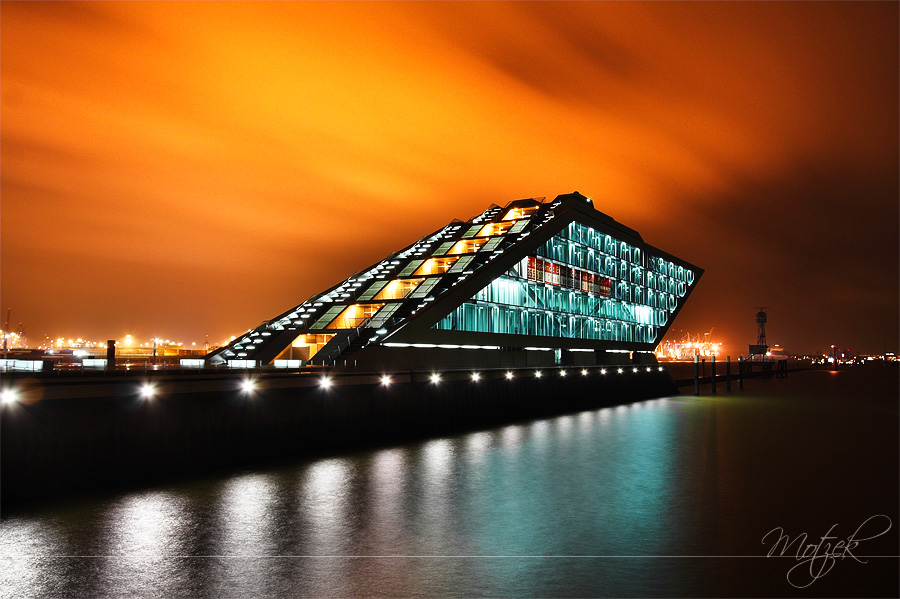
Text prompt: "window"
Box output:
[[447, 255, 474, 273], [357, 280, 388, 301], [477, 221, 515, 237], [410, 277, 441, 298], [449, 239, 484, 254], [374, 278, 423, 300], [479, 237, 502, 252], [502, 205, 538, 220], [432, 241, 455, 256], [367, 303, 400, 328], [414, 257, 457, 275], [462, 225, 483, 238], [508, 219, 530, 234], [327, 304, 385, 329], [311, 305, 345, 329], [398, 260, 424, 276]]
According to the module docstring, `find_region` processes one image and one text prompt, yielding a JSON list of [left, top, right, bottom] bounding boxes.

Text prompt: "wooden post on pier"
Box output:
[[711, 353, 717, 394], [738, 356, 744, 389], [694, 353, 700, 396], [726, 355, 731, 391]]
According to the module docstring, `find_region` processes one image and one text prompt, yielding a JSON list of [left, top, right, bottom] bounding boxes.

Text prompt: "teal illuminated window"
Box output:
[[358, 280, 388, 301], [447, 255, 474, 273], [508, 219, 529, 234], [311, 305, 345, 329], [367, 303, 400, 328], [433, 222, 694, 345], [410, 277, 441, 298], [398, 260, 424, 276], [433, 242, 455, 256], [462, 225, 483, 238], [479, 237, 502, 252]]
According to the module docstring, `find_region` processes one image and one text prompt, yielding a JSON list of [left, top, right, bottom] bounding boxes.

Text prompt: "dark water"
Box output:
[[2, 367, 897, 597]]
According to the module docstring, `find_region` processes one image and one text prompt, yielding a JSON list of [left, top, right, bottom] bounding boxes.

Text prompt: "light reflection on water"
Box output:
[[1, 369, 897, 597]]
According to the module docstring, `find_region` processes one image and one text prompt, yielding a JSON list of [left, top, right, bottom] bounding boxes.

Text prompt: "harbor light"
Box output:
[[381, 375, 392, 386], [506, 371, 514, 380], [534, 370, 542, 378], [319, 376, 332, 389], [471, 372, 481, 381], [241, 378, 257, 394], [139, 383, 156, 399], [581, 369, 588, 376], [430, 373, 441, 384], [1, 388, 19, 404]]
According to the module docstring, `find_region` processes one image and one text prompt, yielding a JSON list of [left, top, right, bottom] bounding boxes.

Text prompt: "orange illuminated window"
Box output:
[[477, 221, 515, 237], [326, 304, 384, 329], [502, 206, 538, 220], [374, 278, 423, 300], [275, 333, 335, 361], [449, 239, 484, 254], [414, 257, 457, 275]]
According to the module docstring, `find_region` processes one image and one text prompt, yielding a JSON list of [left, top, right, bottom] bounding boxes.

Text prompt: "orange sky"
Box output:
[[2, 1, 897, 354]]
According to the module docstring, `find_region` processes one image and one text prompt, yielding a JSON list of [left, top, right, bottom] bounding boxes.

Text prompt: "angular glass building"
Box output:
[[207, 192, 702, 370]]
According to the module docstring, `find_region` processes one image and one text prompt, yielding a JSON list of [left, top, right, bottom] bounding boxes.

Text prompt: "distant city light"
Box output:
[[241, 379, 256, 394], [581, 369, 588, 376], [381, 375, 392, 386], [471, 372, 481, 381], [139, 383, 156, 399], [505, 371, 514, 379], [430, 373, 441, 384], [559, 370, 566, 377], [319, 376, 332, 389]]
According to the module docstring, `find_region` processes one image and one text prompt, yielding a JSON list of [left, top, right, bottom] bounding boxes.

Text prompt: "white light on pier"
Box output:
[[140, 383, 157, 399], [1, 388, 19, 404]]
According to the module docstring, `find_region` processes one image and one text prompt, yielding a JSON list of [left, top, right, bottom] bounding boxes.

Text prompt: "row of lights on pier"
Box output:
[[3, 366, 665, 405]]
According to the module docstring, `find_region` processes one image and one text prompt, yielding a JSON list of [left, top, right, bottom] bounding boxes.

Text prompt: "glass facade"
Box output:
[[434, 221, 695, 344]]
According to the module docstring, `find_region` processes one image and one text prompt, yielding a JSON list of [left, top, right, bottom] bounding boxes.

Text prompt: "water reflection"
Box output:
[[3, 370, 894, 597], [218, 473, 280, 555], [0, 518, 66, 597], [98, 491, 193, 597], [299, 459, 355, 556]]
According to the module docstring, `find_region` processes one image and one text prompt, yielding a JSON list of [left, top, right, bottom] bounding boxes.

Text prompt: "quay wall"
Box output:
[[1, 366, 676, 505]]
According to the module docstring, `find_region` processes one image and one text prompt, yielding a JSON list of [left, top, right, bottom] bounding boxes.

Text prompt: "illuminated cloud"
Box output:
[[1, 2, 896, 352]]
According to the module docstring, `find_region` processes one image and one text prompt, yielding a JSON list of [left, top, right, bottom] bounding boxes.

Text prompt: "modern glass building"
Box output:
[[207, 192, 702, 370]]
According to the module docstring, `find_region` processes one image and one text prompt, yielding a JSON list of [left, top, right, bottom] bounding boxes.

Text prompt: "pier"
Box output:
[[1, 365, 676, 505]]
